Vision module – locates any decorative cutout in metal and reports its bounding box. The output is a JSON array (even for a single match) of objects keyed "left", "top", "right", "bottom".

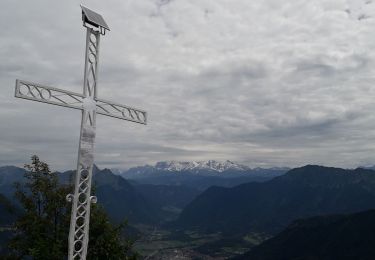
[
  {"left": 14, "top": 6, "right": 147, "bottom": 260},
  {"left": 15, "top": 80, "right": 85, "bottom": 110},
  {"left": 15, "top": 80, "right": 147, "bottom": 125}
]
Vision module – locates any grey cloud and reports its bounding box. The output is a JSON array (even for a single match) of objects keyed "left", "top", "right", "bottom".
[{"left": 1, "top": 0, "right": 375, "bottom": 170}]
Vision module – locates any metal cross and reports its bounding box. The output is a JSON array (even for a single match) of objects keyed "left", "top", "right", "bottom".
[{"left": 14, "top": 6, "right": 147, "bottom": 260}]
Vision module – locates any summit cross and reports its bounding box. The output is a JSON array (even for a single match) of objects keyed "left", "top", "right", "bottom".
[{"left": 14, "top": 6, "right": 147, "bottom": 260}]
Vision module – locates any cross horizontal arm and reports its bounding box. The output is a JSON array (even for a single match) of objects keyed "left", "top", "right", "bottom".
[
  {"left": 15, "top": 79, "right": 147, "bottom": 125},
  {"left": 95, "top": 98, "right": 147, "bottom": 125},
  {"left": 15, "top": 79, "right": 84, "bottom": 110}
]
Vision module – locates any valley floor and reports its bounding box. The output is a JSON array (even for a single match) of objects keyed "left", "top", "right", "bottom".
[{"left": 133, "top": 225, "right": 268, "bottom": 259}]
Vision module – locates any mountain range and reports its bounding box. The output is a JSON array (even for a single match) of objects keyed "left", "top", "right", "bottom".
[
  {"left": 0, "top": 164, "right": 200, "bottom": 225},
  {"left": 119, "top": 160, "right": 288, "bottom": 190},
  {"left": 2, "top": 162, "right": 375, "bottom": 258},
  {"left": 120, "top": 160, "right": 289, "bottom": 176},
  {"left": 176, "top": 165, "right": 375, "bottom": 235},
  {"left": 135, "top": 160, "right": 255, "bottom": 173}
]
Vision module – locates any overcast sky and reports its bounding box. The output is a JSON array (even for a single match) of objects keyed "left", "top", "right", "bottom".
[{"left": 1, "top": 0, "right": 375, "bottom": 170}]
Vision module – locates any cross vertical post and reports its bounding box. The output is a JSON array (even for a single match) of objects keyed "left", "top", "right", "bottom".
[
  {"left": 66, "top": 27, "right": 100, "bottom": 259},
  {"left": 13, "top": 5, "right": 147, "bottom": 260}
]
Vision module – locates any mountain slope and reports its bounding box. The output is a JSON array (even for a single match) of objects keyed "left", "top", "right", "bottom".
[
  {"left": 94, "top": 168, "right": 162, "bottom": 224},
  {"left": 0, "top": 193, "right": 18, "bottom": 226},
  {"left": 134, "top": 184, "right": 201, "bottom": 220},
  {"left": 135, "top": 184, "right": 200, "bottom": 209},
  {"left": 177, "top": 165, "right": 375, "bottom": 234},
  {"left": 0, "top": 166, "right": 26, "bottom": 198},
  {"left": 235, "top": 209, "right": 375, "bottom": 260},
  {"left": 127, "top": 173, "right": 279, "bottom": 191},
  {"left": 0, "top": 165, "right": 162, "bottom": 225},
  {"left": 61, "top": 167, "right": 162, "bottom": 225}
]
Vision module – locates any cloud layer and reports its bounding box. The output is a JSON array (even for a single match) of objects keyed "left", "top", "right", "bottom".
[{"left": 1, "top": 0, "right": 375, "bottom": 170}]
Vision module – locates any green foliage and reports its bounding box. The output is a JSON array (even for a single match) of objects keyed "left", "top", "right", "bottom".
[
  {"left": 7, "top": 155, "right": 138, "bottom": 259},
  {"left": 88, "top": 207, "right": 138, "bottom": 260},
  {"left": 9, "top": 155, "right": 69, "bottom": 259}
]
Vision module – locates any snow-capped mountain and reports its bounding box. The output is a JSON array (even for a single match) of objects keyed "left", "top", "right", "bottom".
[
  {"left": 154, "top": 160, "right": 250, "bottom": 173},
  {"left": 120, "top": 160, "right": 290, "bottom": 179},
  {"left": 110, "top": 168, "right": 123, "bottom": 175}
]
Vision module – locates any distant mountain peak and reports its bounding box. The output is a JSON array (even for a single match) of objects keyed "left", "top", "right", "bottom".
[
  {"left": 120, "top": 161, "right": 290, "bottom": 179},
  {"left": 154, "top": 160, "right": 250, "bottom": 173}
]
